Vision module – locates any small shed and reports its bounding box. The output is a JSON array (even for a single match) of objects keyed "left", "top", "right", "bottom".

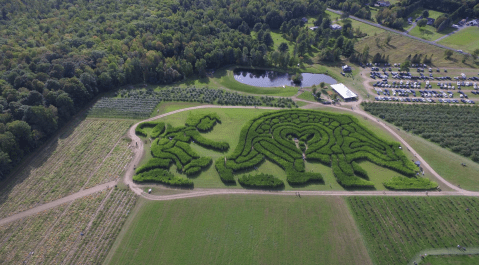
[
  {"left": 342, "top": 65, "right": 352, "bottom": 73},
  {"left": 331, "top": 24, "right": 342, "bottom": 30},
  {"left": 309, "top": 26, "right": 319, "bottom": 31}
]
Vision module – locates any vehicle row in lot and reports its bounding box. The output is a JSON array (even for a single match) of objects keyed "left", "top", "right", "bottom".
[{"left": 374, "top": 97, "right": 474, "bottom": 104}]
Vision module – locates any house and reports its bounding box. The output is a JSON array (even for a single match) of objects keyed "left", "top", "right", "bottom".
[
  {"left": 466, "top": 20, "right": 478, "bottom": 26},
  {"left": 426, "top": 18, "right": 435, "bottom": 25},
  {"left": 407, "top": 17, "right": 413, "bottom": 24},
  {"left": 458, "top": 19, "right": 466, "bottom": 25},
  {"left": 301, "top": 17, "right": 308, "bottom": 23},
  {"left": 342, "top": 65, "right": 352, "bottom": 73},
  {"left": 331, "top": 24, "right": 342, "bottom": 30},
  {"left": 331, "top": 83, "right": 358, "bottom": 101},
  {"left": 415, "top": 15, "right": 423, "bottom": 22},
  {"left": 377, "top": 1, "right": 390, "bottom": 7},
  {"left": 309, "top": 26, "right": 319, "bottom": 31}
]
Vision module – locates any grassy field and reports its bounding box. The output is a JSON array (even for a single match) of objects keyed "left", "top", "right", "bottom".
[
  {"left": 105, "top": 195, "right": 372, "bottom": 265},
  {"left": 0, "top": 189, "right": 137, "bottom": 264},
  {"left": 420, "top": 254, "right": 479, "bottom": 264},
  {"left": 355, "top": 32, "right": 477, "bottom": 68},
  {"left": 0, "top": 118, "right": 133, "bottom": 218},
  {"left": 438, "top": 27, "right": 479, "bottom": 55},
  {"left": 409, "top": 25, "right": 455, "bottom": 41},
  {"left": 348, "top": 196, "right": 479, "bottom": 265},
  {"left": 136, "top": 107, "right": 437, "bottom": 191},
  {"left": 296, "top": 91, "right": 317, "bottom": 101}
]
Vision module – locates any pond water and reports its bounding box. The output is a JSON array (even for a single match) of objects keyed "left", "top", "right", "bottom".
[{"left": 233, "top": 68, "right": 337, "bottom": 88}]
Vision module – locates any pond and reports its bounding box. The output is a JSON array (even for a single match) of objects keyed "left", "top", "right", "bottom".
[{"left": 233, "top": 68, "right": 337, "bottom": 88}]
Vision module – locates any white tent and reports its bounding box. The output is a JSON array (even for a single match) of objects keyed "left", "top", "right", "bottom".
[{"left": 330, "top": 83, "right": 358, "bottom": 101}]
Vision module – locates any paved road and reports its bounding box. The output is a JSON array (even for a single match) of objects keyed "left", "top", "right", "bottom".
[
  {"left": 326, "top": 8, "right": 466, "bottom": 54},
  {"left": 0, "top": 181, "right": 117, "bottom": 226}
]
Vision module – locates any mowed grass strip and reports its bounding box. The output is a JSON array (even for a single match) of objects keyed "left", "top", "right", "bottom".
[
  {"left": 106, "top": 195, "right": 372, "bottom": 265},
  {"left": 438, "top": 26, "right": 479, "bottom": 55},
  {"left": 420, "top": 254, "right": 479, "bottom": 264},
  {"left": 348, "top": 197, "right": 479, "bottom": 265}
]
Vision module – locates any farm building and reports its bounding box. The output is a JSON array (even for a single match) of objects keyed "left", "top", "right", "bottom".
[
  {"left": 331, "top": 83, "right": 358, "bottom": 101},
  {"left": 331, "top": 24, "right": 342, "bottom": 30}
]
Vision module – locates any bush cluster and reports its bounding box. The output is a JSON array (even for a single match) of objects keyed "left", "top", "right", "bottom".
[
  {"left": 135, "top": 158, "right": 171, "bottom": 174},
  {"left": 238, "top": 173, "right": 284, "bottom": 188},
  {"left": 383, "top": 176, "right": 438, "bottom": 190},
  {"left": 135, "top": 121, "right": 165, "bottom": 138},
  {"left": 133, "top": 169, "right": 193, "bottom": 187},
  {"left": 216, "top": 110, "right": 417, "bottom": 188}
]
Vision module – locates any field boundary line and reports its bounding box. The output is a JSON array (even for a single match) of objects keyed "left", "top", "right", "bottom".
[{"left": 408, "top": 247, "right": 479, "bottom": 264}]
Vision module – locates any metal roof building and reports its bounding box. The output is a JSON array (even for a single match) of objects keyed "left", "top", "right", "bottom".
[{"left": 330, "top": 83, "right": 358, "bottom": 101}]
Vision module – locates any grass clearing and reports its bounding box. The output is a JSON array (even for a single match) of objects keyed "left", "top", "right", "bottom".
[
  {"left": 0, "top": 119, "right": 133, "bottom": 218},
  {"left": 348, "top": 196, "right": 479, "bottom": 265},
  {"left": 438, "top": 27, "right": 479, "bottom": 55},
  {"left": 297, "top": 91, "right": 317, "bottom": 101},
  {"left": 355, "top": 31, "right": 477, "bottom": 68},
  {"left": 409, "top": 25, "right": 455, "bottom": 42},
  {"left": 106, "top": 195, "right": 372, "bottom": 265}
]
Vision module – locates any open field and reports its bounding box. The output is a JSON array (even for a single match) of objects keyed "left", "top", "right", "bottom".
[
  {"left": 355, "top": 32, "right": 477, "bottom": 68},
  {"left": 438, "top": 27, "right": 479, "bottom": 55},
  {"left": 0, "top": 119, "right": 133, "bottom": 218},
  {"left": 106, "top": 195, "right": 372, "bottom": 265},
  {"left": 348, "top": 196, "right": 479, "bottom": 265},
  {"left": 420, "top": 254, "right": 479, "bottom": 264},
  {"left": 0, "top": 189, "right": 137, "bottom": 264},
  {"left": 408, "top": 25, "right": 455, "bottom": 42},
  {"left": 296, "top": 91, "right": 317, "bottom": 101}
]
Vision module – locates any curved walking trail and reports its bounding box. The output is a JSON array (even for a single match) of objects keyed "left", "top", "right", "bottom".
[
  {"left": 409, "top": 247, "right": 479, "bottom": 265},
  {"left": 124, "top": 104, "right": 479, "bottom": 201}
]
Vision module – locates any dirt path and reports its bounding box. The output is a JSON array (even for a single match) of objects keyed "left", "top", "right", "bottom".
[{"left": 0, "top": 181, "right": 116, "bottom": 226}]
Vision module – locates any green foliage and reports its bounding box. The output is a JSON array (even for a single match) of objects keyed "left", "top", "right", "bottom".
[
  {"left": 217, "top": 110, "right": 415, "bottom": 188},
  {"left": 135, "top": 158, "right": 171, "bottom": 174},
  {"left": 383, "top": 176, "right": 438, "bottom": 190},
  {"left": 238, "top": 173, "right": 284, "bottom": 188},
  {"left": 215, "top": 157, "right": 235, "bottom": 183},
  {"left": 133, "top": 169, "right": 193, "bottom": 187},
  {"left": 135, "top": 121, "right": 165, "bottom": 138}
]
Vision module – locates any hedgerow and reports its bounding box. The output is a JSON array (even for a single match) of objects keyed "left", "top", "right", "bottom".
[
  {"left": 216, "top": 110, "right": 418, "bottom": 189},
  {"left": 135, "top": 121, "right": 165, "bottom": 138},
  {"left": 383, "top": 176, "right": 438, "bottom": 190},
  {"left": 215, "top": 157, "right": 235, "bottom": 183},
  {"left": 133, "top": 169, "right": 193, "bottom": 187},
  {"left": 135, "top": 158, "right": 171, "bottom": 174},
  {"left": 238, "top": 173, "right": 284, "bottom": 188}
]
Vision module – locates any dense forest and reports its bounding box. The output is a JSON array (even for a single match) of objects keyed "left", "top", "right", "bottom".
[{"left": 0, "top": 0, "right": 368, "bottom": 178}]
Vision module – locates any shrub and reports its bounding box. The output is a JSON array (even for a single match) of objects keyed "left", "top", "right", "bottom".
[
  {"left": 133, "top": 168, "right": 193, "bottom": 187},
  {"left": 286, "top": 170, "right": 323, "bottom": 185},
  {"left": 383, "top": 176, "right": 438, "bottom": 190},
  {"left": 238, "top": 173, "right": 284, "bottom": 188},
  {"left": 351, "top": 161, "right": 369, "bottom": 179},
  {"left": 184, "top": 157, "right": 212, "bottom": 175},
  {"left": 215, "top": 157, "right": 235, "bottom": 183},
  {"left": 136, "top": 121, "right": 165, "bottom": 137},
  {"left": 135, "top": 158, "right": 171, "bottom": 174}
]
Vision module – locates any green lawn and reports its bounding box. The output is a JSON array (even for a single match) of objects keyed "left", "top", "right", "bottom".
[
  {"left": 408, "top": 25, "right": 454, "bottom": 42},
  {"left": 420, "top": 254, "right": 479, "bottom": 265},
  {"left": 438, "top": 27, "right": 479, "bottom": 55},
  {"left": 296, "top": 91, "right": 317, "bottom": 101},
  {"left": 105, "top": 195, "right": 372, "bottom": 265}
]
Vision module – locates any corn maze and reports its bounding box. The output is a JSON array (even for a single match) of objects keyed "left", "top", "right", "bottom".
[
  {"left": 133, "top": 113, "right": 229, "bottom": 186},
  {"left": 216, "top": 110, "right": 418, "bottom": 188},
  {"left": 349, "top": 197, "right": 479, "bottom": 265}
]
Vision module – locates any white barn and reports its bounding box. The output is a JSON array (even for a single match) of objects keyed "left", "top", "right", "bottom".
[{"left": 331, "top": 83, "right": 358, "bottom": 101}]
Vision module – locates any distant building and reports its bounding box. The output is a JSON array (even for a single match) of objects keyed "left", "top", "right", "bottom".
[
  {"left": 466, "top": 20, "right": 478, "bottom": 26},
  {"left": 301, "top": 17, "right": 308, "bottom": 23},
  {"left": 342, "top": 65, "right": 352, "bottom": 73},
  {"left": 407, "top": 17, "right": 413, "bottom": 24},
  {"left": 377, "top": 1, "right": 391, "bottom": 7},
  {"left": 331, "top": 83, "right": 358, "bottom": 101},
  {"left": 415, "top": 15, "right": 423, "bottom": 22},
  {"left": 426, "top": 18, "right": 435, "bottom": 25},
  {"left": 459, "top": 19, "right": 466, "bottom": 25},
  {"left": 331, "top": 24, "right": 342, "bottom": 30},
  {"left": 309, "top": 26, "right": 319, "bottom": 30}
]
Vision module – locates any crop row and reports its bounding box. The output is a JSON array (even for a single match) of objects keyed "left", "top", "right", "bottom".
[
  {"left": 216, "top": 110, "right": 416, "bottom": 188},
  {"left": 0, "top": 120, "right": 132, "bottom": 218},
  {"left": 348, "top": 197, "right": 479, "bottom": 265}
]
